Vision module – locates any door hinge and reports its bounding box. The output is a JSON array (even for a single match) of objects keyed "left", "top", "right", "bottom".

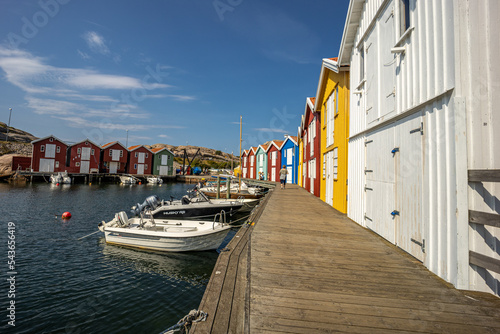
[
  {"left": 411, "top": 238, "right": 425, "bottom": 253},
  {"left": 410, "top": 122, "right": 424, "bottom": 135}
]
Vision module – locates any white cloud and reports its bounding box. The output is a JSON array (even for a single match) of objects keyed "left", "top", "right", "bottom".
[
  {"left": 158, "top": 134, "right": 170, "bottom": 138},
  {"left": 167, "top": 94, "right": 196, "bottom": 101},
  {"left": 77, "top": 49, "right": 90, "bottom": 60},
  {"left": 83, "top": 31, "right": 110, "bottom": 55},
  {"left": 254, "top": 127, "right": 289, "bottom": 134}
]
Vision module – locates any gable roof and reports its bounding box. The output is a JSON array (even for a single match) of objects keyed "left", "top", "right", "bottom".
[
  {"left": 128, "top": 145, "right": 153, "bottom": 153},
  {"left": 151, "top": 147, "right": 174, "bottom": 155},
  {"left": 256, "top": 144, "right": 269, "bottom": 153},
  {"left": 338, "top": 0, "right": 365, "bottom": 66},
  {"left": 266, "top": 140, "right": 284, "bottom": 152},
  {"left": 248, "top": 146, "right": 258, "bottom": 154},
  {"left": 101, "top": 141, "right": 128, "bottom": 150},
  {"left": 281, "top": 135, "right": 298, "bottom": 148},
  {"left": 31, "top": 135, "right": 67, "bottom": 145},
  {"left": 69, "top": 138, "right": 100, "bottom": 148},
  {"left": 241, "top": 149, "right": 249, "bottom": 157},
  {"left": 314, "top": 57, "right": 340, "bottom": 111}
]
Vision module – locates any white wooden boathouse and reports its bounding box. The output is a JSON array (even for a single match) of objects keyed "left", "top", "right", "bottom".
[{"left": 340, "top": 0, "right": 499, "bottom": 296}]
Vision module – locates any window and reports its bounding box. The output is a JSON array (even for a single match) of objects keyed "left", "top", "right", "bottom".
[
  {"left": 145, "top": 153, "right": 148, "bottom": 158},
  {"left": 145, "top": 164, "right": 148, "bottom": 169},
  {"left": 400, "top": 0, "right": 410, "bottom": 34},
  {"left": 135, "top": 152, "right": 138, "bottom": 158},
  {"left": 91, "top": 149, "right": 95, "bottom": 156},
  {"left": 76, "top": 162, "right": 80, "bottom": 167},
  {"left": 109, "top": 149, "right": 113, "bottom": 157},
  {"left": 326, "top": 92, "right": 335, "bottom": 147},
  {"left": 333, "top": 147, "right": 338, "bottom": 180},
  {"left": 55, "top": 161, "right": 59, "bottom": 168},
  {"left": 49, "top": 137, "right": 54, "bottom": 142},
  {"left": 335, "top": 86, "right": 339, "bottom": 115},
  {"left": 134, "top": 164, "right": 137, "bottom": 170},
  {"left": 323, "top": 154, "right": 326, "bottom": 179},
  {"left": 77, "top": 148, "right": 81, "bottom": 154},
  {"left": 119, "top": 150, "right": 123, "bottom": 157},
  {"left": 41, "top": 145, "right": 45, "bottom": 152},
  {"left": 117, "top": 162, "right": 121, "bottom": 168},
  {"left": 56, "top": 146, "right": 60, "bottom": 153},
  {"left": 359, "top": 46, "right": 364, "bottom": 81}
]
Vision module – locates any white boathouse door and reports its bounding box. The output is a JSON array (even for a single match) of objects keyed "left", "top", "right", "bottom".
[
  {"left": 109, "top": 162, "right": 118, "bottom": 173},
  {"left": 80, "top": 147, "right": 91, "bottom": 173}
]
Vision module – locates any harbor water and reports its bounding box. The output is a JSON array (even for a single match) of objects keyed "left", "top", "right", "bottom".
[{"left": 0, "top": 182, "right": 232, "bottom": 333}]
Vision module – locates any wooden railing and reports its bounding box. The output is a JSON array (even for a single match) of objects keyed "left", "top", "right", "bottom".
[{"left": 468, "top": 169, "right": 500, "bottom": 274}]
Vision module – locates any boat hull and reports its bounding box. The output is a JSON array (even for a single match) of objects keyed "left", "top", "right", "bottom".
[
  {"left": 104, "top": 224, "right": 231, "bottom": 252},
  {"left": 151, "top": 202, "right": 245, "bottom": 220}
]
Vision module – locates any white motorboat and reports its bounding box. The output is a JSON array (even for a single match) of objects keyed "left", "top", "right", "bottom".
[
  {"left": 147, "top": 176, "right": 163, "bottom": 184},
  {"left": 119, "top": 175, "right": 137, "bottom": 184},
  {"left": 98, "top": 211, "right": 232, "bottom": 252},
  {"left": 50, "top": 171, "right": 71, "bottom": 184}
]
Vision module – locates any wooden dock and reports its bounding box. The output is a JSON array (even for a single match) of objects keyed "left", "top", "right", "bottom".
[{"left": 191, "top": 184, "right": 500, "bottom": 333}]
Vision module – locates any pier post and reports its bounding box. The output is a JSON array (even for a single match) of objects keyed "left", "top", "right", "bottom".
[
  {"left": 216, "top": 176, "right": 221, "bottom": 199},
  {"left": 226, "top": 178, "right": 231, "bottom": 199}
]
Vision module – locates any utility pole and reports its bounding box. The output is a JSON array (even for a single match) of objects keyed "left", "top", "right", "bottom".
[{"left": 6, "top": 108, "right": 12, "bottom": 142}]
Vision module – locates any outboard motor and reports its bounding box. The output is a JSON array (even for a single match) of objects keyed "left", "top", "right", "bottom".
[
  {"left": 130, "top": 195, "right": 161, "bottom": 216},
  {"left": 181, "top": 195, "right": 191, "bottom": 205}
]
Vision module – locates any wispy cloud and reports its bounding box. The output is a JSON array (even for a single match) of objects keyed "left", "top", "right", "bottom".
[
  {"left": 83, "top": 31, "right": 109, "bottom": 55},
  {"left": 254, "top": 127, "right": 289, "bottom": 134},
  {"left": 77, "top": 49, "right": 90, "bottom": 60},
  {"left": 167, "top": 94, "right": 196, "bottom": 101}
]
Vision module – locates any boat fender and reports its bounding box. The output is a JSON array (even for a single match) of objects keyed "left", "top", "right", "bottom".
[{"left": 62, "top": 212, "right": 72, "bottom": 219}]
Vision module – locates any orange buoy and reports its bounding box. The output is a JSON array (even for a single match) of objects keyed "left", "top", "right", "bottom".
[
  {"left": 139, "top": 181, "right": 142, "bottom": 185},
  {"left": 56, "top": 183, "right": 60, "bottom": 186},
  {"left": 62, "top": 212, "right": 72, "bottom": 219}
]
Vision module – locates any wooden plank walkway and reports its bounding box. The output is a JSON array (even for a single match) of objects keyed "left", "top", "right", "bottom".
[{"left": 192, "top": 184, "right": 500, "bottom": 333}]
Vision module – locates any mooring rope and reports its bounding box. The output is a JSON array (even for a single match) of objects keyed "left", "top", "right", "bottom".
[{"left": 159, "top": 309, "right": 207, "bottom": 334}]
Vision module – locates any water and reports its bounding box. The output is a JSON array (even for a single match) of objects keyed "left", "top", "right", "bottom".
[{"left": 0, "top": 182, "right": 232, "bottom": 334}]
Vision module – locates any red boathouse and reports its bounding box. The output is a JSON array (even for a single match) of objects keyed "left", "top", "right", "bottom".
[
  {"left": 127, "top": 145, "right": 153, "bottom": 175},
  {"left": 100, "top": 141, "right": 128, "bottom": 174},
  {"left": 67, "top": 139, "right": 101, "bottom": 173},
  {"left": 31, "top": 135, "right": 68, "bottom": 172}
]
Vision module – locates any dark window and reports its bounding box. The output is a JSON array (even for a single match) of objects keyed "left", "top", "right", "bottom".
[
  {"left": 359, "top": 47, "right": 365, "bottom": 81},
  {"left": 400, "top": 0, "right": 410, "bottom": 34}
]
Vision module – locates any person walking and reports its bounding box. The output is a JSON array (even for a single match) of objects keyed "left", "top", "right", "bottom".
[{"left": 279, "top": 165, "right": 288, "bottom": 189}]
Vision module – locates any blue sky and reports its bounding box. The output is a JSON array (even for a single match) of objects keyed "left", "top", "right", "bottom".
[{"left": 0, "top": 0, "right": 349, "bottom": 154}]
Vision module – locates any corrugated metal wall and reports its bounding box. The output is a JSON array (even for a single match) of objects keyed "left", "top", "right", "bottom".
[{"left": 455, "top": 0, "right": 500, "bottom": 296}]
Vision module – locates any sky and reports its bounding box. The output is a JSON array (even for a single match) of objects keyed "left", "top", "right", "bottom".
[{"left": 0, "top": 0, "right": 350, "bottom": 154}]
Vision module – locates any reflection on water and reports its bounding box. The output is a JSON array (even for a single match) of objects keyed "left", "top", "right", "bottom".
[
  {"left": 100, "top": 238, "right": 218, "bottom": 286},
  {"left": 0, "top": 182, "right": 226, "bottom": 334}
]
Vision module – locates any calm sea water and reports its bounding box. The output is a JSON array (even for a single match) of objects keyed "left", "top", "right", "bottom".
[{"left": 0, "top": 181, "right": 232, "bottom": 334}]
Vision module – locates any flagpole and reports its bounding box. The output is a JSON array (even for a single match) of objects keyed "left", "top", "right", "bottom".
[{"left": 239, "top": 115, "right": 242, "bottom": 192}]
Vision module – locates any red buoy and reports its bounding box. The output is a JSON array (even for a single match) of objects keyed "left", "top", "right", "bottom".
[{"left": 62, "top": 212, "right": 72, "bottom": 219}]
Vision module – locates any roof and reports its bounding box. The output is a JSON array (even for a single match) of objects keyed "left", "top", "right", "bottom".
[
  {"left": 69, "top": 138, "right": 100, "bottom": 148},
  {"left": 241, "top": 149, "right": 249, "bottom": 156},
  {"left": 281, "top": 135, "right": 298, "bottom": 147},
  {"left": 101, "top": 141, "right": 127, "bottom": 150},
  {"left": 266, "top": 140, "right": 284, "bottom": 152},
  {"left": 257, "top": 144, "right": 269, "bottom": 153},
  {"left": 31, "top": 135, "right": 67, "bottom": 145},
  {"left": 249, "top": 146, "right": 258, "bottom": 154},
  {"left": 151, "top": 147, "right": 174, "bottom": 155},
  {"left": 338, "top": 0, "right": 365, "bottom": 66},
  {"left": 128, "top": 145, "right": 153, "bottom": 153},
  {"left": 314, "top": 57, "right": 341, "bottom": 111}
]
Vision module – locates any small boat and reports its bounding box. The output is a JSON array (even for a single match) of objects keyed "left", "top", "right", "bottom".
[
  {"left": 130, "top": 191, "right": 259, "bottom": 220},
  {"left": 147, "top": 176, "right": 163, "bottom": 184},
  {"left": 50, "top": 171, "right": 71, "bottom": 184},
  {"left": 119, "top": 175, "right": 137, "bottom": 184},
  {"left": 98, "top": 211, "right": 231, "bottom": 252}
]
